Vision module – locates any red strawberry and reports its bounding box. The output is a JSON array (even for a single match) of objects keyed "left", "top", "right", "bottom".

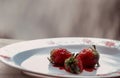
[
  {"left": 64, "top": 54, "right": 83, "bottom": 74},
  {"left": 76, "top": 45, "right": 100, "bottom": 68},
  {"left": 48, "top": 48, "right": 72, "bottom": 66}
]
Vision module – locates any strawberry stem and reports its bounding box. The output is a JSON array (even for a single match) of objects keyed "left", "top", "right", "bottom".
[
  {"left": 47, "top": 57, "right": 54, "bottom": 64},
  {"left": 92, "top": 45, "right": 96, "bottom": 50},
  {"left": 92, "top": 45, "right": 100, "bottom": 67}
]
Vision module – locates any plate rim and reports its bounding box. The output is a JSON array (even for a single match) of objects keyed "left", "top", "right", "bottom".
[{"left": 0, "top": 37, "right": 120, "bottom": 77}]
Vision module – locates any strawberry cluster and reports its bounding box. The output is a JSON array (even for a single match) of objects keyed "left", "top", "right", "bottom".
[{"left": 48, "top": 45, "right": 100, "bottom": 74}]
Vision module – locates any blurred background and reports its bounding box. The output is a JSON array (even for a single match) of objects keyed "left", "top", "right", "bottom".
[{"left": 0, "top": 0, "right": 120, "bottom": 40}]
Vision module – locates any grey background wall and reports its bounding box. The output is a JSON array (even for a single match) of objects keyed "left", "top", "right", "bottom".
[{"left": 0, "top": 0, "right": 120, "bottom": 40}]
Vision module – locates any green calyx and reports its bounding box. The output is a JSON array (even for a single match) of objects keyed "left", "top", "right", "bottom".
[
  {"left": 91, "top": 45, "right": 100, "bottom": 67},
  {"left": 65, "top": 55, "right": 81, "bottom": 74}
]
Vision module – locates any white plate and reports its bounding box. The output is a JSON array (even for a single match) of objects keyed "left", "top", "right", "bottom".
[{"left": 0, "top": 37, "right": 120, "bottom": 78}]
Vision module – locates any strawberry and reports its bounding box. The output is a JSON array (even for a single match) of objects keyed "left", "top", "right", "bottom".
[
  {"left": 48, "top": 48, "right": 72, "bottom": 66},
  {"left": 64, "top": 54, "right": 83, "bottom": 74},
  {"left": 76, "top": 45, "right": 100, "bottom": 68}
]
